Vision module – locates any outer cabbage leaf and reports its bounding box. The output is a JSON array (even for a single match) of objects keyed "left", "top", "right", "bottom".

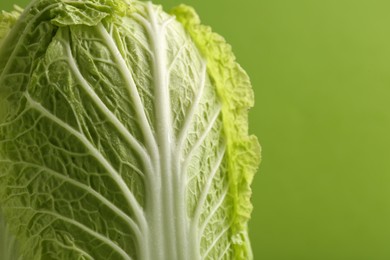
[{"left": 0, "top": 0, "right": 260, "bottom": 259}]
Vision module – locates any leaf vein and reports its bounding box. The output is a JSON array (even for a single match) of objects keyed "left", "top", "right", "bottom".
[
  {"left": 39, "top": 210, "right": 132, "bottom": 260},
  {"left": 202, "top": 225, "right": 230, "bottom": 259},
  {"left": 191, "top": 144, "right": 226, "bottom": 229},
  {"left": 63, "top": 28, "right": 153, "bottom": 178},
  {"left": 0, "top": 159, "right": 142, "bottom": 240},
  {"left": 199, "top": 185, "right": 229, "bottom": 244},
  {"left": 96, "top": 24, "right": 159, "bottom": 167},
  {"left": 24, "top": 93, "right": 146, "bottom": 230}
]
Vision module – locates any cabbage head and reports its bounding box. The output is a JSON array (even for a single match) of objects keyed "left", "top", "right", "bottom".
[{"left": 0, "top": 0, "right": 260, "bottom": 259}]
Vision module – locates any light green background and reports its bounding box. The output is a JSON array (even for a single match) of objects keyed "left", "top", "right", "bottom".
[{"left": 3, "top": 0, "right": 390, "bottom": 259}]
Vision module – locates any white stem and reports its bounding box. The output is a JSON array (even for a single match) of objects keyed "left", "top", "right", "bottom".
[{"left": 146, "top": 3, "right": 178, "bottom": 259}]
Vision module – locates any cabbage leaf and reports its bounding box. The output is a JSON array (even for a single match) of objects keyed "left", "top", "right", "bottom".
[{"left": 0, "top": 0, "right": 260, "bottom": 259}]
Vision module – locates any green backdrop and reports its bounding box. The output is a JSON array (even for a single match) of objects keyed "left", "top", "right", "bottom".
[{"left": 2, "top": 0, "right": 390, "bottom": 259}]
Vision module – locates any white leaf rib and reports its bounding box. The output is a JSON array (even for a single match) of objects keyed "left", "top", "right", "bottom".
[
  {"left": 176, "top": 62, "right": 207, "bottom": 151},
  {"left": 199, "top": 185, "right": 229, "bottom": 244},
  {"left": 217, "top": 242, "right": 231, "bottom": 260},
  {"left": 0, "top": 159, "right": 142, "bottom": 240},
  {"left": 112, "top": 52, "right": 153, "bottom": 99},
  {"left": 120, "top": 25, "right": 153, "bottom": 57},
  {"left": 46, "top": 147, "right": 89, "bottom": 158},
  {"left": 191, "top": 145, "right": 226, "bottom": 229},
  {"left": 62, "top": 31, "right": 153, "bottom": 178},
  {"left": 132, "top": 14, "right": 153, "bottom": 36},
  {"left": 23, "top": 94, "right": 147, "bottom": 230},
  {"left": 202, "top": 225, "right": 231, "bottom": 259},
  {"left": 50, "top": 240, "right": 95, "bottom": 260},
  {"left": 95, "top": 23, "right": 159, "bottom": 166},
  {"left": 38, "top": 210, "right": 132, "bottom": 260},
  {"left": 167, "top": 42, "right": 188, "bottom": 73},
  {"left": 120, "top": 161, "right": 145, "bottom": 178},
  {"left": 182, "top": 106, "right": 222, "bottom": 176},
  {"left": 145, "top": 3, "right": 177, "bottom": 259},
  {"left": 161, "top": 17, "right": 175, "bottom": 29}
]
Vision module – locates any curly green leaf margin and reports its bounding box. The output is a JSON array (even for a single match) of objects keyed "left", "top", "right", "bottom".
[{"left": 171, "top": 5, "right": 262, "bottom": 260}]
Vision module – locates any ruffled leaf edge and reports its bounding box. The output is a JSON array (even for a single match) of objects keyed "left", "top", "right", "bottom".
[{"left": 171, "top": 5, "right": 261, "bottom": 260}]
